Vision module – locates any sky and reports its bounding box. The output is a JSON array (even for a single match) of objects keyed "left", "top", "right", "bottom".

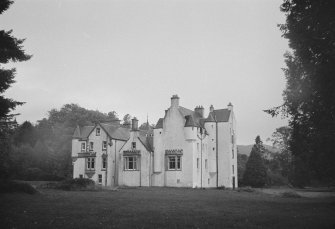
[{"left": 1, "top": 0, "right": 289, "bottom": 145}]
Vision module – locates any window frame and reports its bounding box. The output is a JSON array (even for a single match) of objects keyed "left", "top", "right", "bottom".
[
  {"left": 89, "top": 142, "right": 94, "bottom": 151},
  {"left": 102, "top": 141, "right": 107, "bottom": 150},
  {"left": 131, "top": 142, "right": 136, "bottom": 150},
  {"left": 102, "top": 157, "right": 107, "bottom": 170},
  {"left": 86, "top": 157, "right": 95, "bottom": 170},
  {"left": 124, "top": 156, "right": 138, "bottom": 171},
  {"left": 81, "top": 142, "right": 86, "bottom": 151},
  {"left": 167, "top": 155, "right": 182, "bottom": 171}
]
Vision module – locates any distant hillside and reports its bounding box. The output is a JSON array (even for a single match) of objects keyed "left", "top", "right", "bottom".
[{"left": 237, "top": 144, "right": 279, "bottom": 156}]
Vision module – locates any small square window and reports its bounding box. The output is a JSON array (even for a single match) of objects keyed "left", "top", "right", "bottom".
[{"left": 96, "top": 128, "right": 101, "bottom": 136}]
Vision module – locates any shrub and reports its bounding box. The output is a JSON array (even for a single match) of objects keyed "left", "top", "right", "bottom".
[
  {"left": 0, "top": 180, "right": 38, "bottom": 194},
  {"left": 56, "top": 178, "right": 95, "bottom": 191}
]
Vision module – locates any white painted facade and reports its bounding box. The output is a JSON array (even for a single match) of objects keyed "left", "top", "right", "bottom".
[{"left": 72, "top": 95, "right": 237, "bottom": 188}]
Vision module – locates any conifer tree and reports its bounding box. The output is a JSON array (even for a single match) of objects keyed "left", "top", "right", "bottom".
[
  {"left": 0, "top": 0, "right": 31, "bottom": 179},
  {"left": 243, "top": 136, "right": 267, "bottom": 187}
]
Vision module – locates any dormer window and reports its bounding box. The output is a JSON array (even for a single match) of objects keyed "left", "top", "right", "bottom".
[
  {"left": 96, "top": 128, "right": 101, "bottom": 136},
  {"left": 132, "top": 142, "right": 136, "bottom": 150}
]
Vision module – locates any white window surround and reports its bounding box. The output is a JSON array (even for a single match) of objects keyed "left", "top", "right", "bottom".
[
  {"left": 167, "top": 155, "right": 181, "bottom": 170},
  {"left": 124, "top": 156, "right": 138, "bottom": 170},
  {"left": 86, "top": 157, "right": 95, "bottom": 170}
]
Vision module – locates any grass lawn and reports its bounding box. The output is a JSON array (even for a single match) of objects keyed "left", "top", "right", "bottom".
[{"left": 1, "top": 186, "right": 335, "bottom": 229}]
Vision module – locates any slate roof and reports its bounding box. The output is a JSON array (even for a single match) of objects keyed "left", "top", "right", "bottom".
[
  {"left": 138, "top": 129, "right": 154, "bottom": 152},
  {"left": 211, "top": 109, "right": 231, "bottom": 122},
  {"left": 73, "top": 125, "right": 95, "bottom": 140},
  {"left": 155, "top": 118, "right": 164, "bottom": 129},
  {"left": 72, "top": 123, "right": 130, "bottom": 141}
]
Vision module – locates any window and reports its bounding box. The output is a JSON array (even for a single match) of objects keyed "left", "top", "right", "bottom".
[
  {"left": 213, "top": 147, "right": 215, "bottom": 151},
  {"left": 98, "top": 174, "right": 102, "bottom": 184},
  {"left": 232, "top": 165, "right": 234, "bottom": 174},
  {"left": 87, "top": 157, "right": 95, "bottom": 170},
  {"left": 102, "top": 141, "right": 107, "bottom": 150},
  {"left": 79, "top": 174, "right": 83, "bottom": 179},
  {"left": 205, "top": 159, "right": 208, "bottom": 169},
  {"left": 231, "top": 134, "right": 234, "bottom": 144},
  {"left": 81, "top": 142, "right": 86, "bottom": 151},
  {"left": 232, "top": 149, "right": 234, "bottom": 159},
  {"left": 132, "top": 142, "right": 136, "bottom": 150},
  {"left": 197, "top": 158, "right": 199, "bottom": 169},
  {"left": 197, "top": 143, "right": 199, "bottom": 152},
  {"left": 168, "top": 156, "right": 181, "bottom": 170},
  {"left": 96, "top": 128, "right": 100, "bottom": 136},
  {"left": 211, "top": 124, "right": 213, "bottom": 128},
  {"left": 124, "top": 156, "right": 137, "bottom": 170},
  {"left": 208, "top": 178, "right": 210, "bottom": 184},
  {"left": 102, "top": 157, "right": 107, "bottom": 170},
  {"left": 89, "top": 142, "right": 94, "bottom": 151}
]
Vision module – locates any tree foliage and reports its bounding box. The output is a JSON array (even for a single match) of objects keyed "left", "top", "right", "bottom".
[
  {"left": 265, "top": 0, "right": 335, "bottom": 186},
  {"left": 0, "top": 0, "right": 31, "bottom": 180},
  {"left": 8, "top": 104, "right": 120, "bottom": 180},
  {"left": 243, "top": 136, "right": 268, "bottom": 187}
]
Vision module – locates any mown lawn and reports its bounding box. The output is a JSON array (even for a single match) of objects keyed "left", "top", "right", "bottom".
[{"left": 1, "top": 187, "right": 335, "bottom": 228}]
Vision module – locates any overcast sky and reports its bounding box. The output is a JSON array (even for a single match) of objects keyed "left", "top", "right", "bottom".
[{"left": 1, "top": 0, "right": 289, "bottom": 145}]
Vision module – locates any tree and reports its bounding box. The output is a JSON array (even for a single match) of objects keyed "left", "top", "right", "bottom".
[
  {"left": 243, "top": 136, "right": 267, "bottom": 187},
  {"left": 0, "top": 0, "right": 31, "bottom": 180},
  {"left": 122, "top": 114, "right": 132, "bottom": 125},
  {"left": 265, "top": 1, "right": 335, "bottom": 185}
]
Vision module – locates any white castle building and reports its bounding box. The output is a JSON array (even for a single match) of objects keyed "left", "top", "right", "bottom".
[{"left": 72, "top": 95, "right": 237, "bottom": 188}]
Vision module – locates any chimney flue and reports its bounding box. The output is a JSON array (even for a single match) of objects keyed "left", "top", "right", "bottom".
[
  {"left": 132, "top": 117, "right": 138, "bottom": 131},
  {"left": 171, "top": 94, "right": 180, "bottom": 107}
]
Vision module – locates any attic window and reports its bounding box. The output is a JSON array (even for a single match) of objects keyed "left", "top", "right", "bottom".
[
  {"left": 96, "top": 128, "right": 101, "bottom": 136},
  {"left": 132, "top": 142, "right": 136, "bottom": 150}
]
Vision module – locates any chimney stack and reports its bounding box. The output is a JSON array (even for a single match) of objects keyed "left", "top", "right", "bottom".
[
  {"left": 131, "top": 117, "right": 138, "bottom": 131},
  {"left": 227, "top": 102, "right": 233, "bottom": 111},
  {"left": 171, "top": 94, "right": 180, "bottom": 107},
  {"left": 194, "top": 105, "right": 204, "bottom": 118},
  {"left": 210, "top": 105, "right": 214, "bottom": 113}
]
